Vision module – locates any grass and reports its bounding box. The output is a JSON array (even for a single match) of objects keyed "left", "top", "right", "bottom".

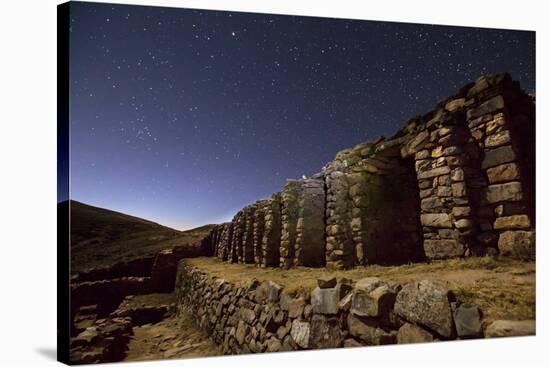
[
  {"left": 68, "top": 200, "right": 214, "bottom": 273},
  {"left": 184, "top": 256, "right": 535, "bottom": 324}
]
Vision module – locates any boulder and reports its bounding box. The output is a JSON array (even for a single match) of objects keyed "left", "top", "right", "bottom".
[
  {"left": 290, "top": 319, "right": 311, "bottom": 349},
  {"left": 498, "top": 230, "right": 535, "bottom": 260},
  {"left": 486, "top": 163, "right": 520, "bottom": 184},
  {"left": 420, "top": 214, "right": 453, "bottom": 228},
  {"left": 485, "top": 320, "right": 535, "bottom": 338},
  {"left": 394, "top": 280, "right": 455, "bottom": 338},
  {"left": 317, "top": 276, "right": 337, "bottom": 289},
  {"left": 396, "top": 323, "right": 434, "bottom": 344},
  {"left": 486, "top": 182, "right": 523, "bottom": 204},
  {"left": 424, "top": 239, "right": 464, "bottom": 260},
  {"left": 311, "top": 287, "right": 339, "bottom": 315},
  {"left": 453, "top": 304, "right": 482, "bottom": 338},
  {"left": 351, "top": 277, "right": 396, "bottom": 317},
  {"left": 347, "top": 313, "right": 395, "bottom": 345},
  {"left": 481, "top": 145, "right": 516, "bottom": 169},
  {"left": 309, "top": 315, "right": 343, "bottom": 349}
]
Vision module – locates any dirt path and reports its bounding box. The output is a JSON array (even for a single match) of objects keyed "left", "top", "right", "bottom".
[{"left": 124, "top": 314, "right": 219, "bottom": 361}]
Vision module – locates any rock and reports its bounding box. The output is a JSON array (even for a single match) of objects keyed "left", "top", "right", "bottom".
[
  {"left": 451, "top": 182, "right": 466, "bottom": 197},
  {"left": 351, "top": 277, "right": 396, "bottom": 317},
  {"left": 420, "top": 214, "right": 453, "bottom": 228},
  {"left": 343, "top": 338, "right": 364, "bottom": 348},
  {"left": 498, "top": 230, "right": 535, "bottom": 260},
  {"left": 445, "top": 98, "right": 465, "bottom": 112},
  {"left": 421, "top": 197, "right": 443, "bottom": 211},
  {"left": 268, "top": 281, "right": 283, "bottom": 302},
  {"left": 452, "top": 206, "right": 471, "bottom": 218},
  {"left": 417, "top": 166, "right": 451, "bottom": 180},
  {"left": 235, "top": 320, "right": 250, "bottom": 345},
  {"left": 481, "top": 145, "right": 516, "bottom": 169},
  {"left": 347, "top": 313, "right": 395, "bottom": 345},
  {"left": 485, "top": 130, "right": 511, "bottom": 148},
  {"left": 266, "top": 337, "right": 282, "bottom": 352},
  {"left": 397, "top": 323, "right": 434, "bottom": 344},
  {"left": 286, "top": 297, "right": 306, "bottom": 319},
  {"left": 486, "top": 163, "right": 520, "bottom": 183},
  {"left": 486, "top": 182, "right": 523, "bottom": 203},
  {"left": 454, "top": 219, "right": 472, "bottom": 230},
  {"left": 290, "top": 319, "right": 310, "bottom": 349},
  {"left": 494, "top": 215, "right": 531, "bottom": 230},
  {"left": 485, "top": 320, "right": 535, "bottom": 338},
  {"left": 467, "top": 77, "right": 489, "bottom": 98},
  {"left": 311, "top": 287, "right": 339, "bottom": 315},
  {"left": 453, "top": 304, "right": 482, "bottom": 338},
  {"left": 467, "top": 95, "right": 504, "bottom": 120},
  {"left": 240, "top": 308, "right": 257, "bottom": 324},
  {"left": 394, "top": 280, "right": 455, "bottom": 338},
  {"left": 424, "top": 239, "right": 464, "bottom": 260},
  {"left": 317, "top": 276, "right": 337, "bottom": 289},
  {"left": 309, "top": 315, "right": 343, "bottom": 349},
  {"left": 338, "top": 292, "right": 352, "bottom": 311}
]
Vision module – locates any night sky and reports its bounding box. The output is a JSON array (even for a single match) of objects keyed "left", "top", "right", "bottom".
[{"left": 68, "top": 1, "right": 535, "bottom": 230}]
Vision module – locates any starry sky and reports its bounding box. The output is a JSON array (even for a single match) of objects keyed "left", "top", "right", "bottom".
[{"left": 67, "top": 1, "right": 535, "bottom": 230}]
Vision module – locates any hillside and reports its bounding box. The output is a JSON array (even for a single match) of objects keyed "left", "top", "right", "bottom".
[{"left": 64, "top": 200, "right": 215, "bottom": 273}]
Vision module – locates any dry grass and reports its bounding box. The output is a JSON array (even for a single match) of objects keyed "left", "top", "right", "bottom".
[{"left": 184, "top": 256, "right": 535, "bottom": 324}]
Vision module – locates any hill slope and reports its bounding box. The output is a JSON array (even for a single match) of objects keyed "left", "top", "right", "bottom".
[{"left": 64, "top": 200, "right": 214, "bottom": 273}]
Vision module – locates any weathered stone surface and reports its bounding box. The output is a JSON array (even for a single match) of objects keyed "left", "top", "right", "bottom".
[
  {"left": 420, "top": 214, "right": 453, "bottom": 228},
  {"left": 485, "top": 320, "right": 535, "bottom": 338},
  {"left": 290, "top": 319, "right": 310, "bottom": 349},
  {"left": 267, "top": 281, "right": 282, "bottom": 302},
  {"left": 486, "top": 182, "right": 523, "bottom": 203},
  {"left": 481, "top": 145, "right": 516, "bottom": 169},
  {"left": 317, "top": 276, "right": 337, "bottom": 289},
  {"left": 351, "top": 278, "right": 396, "bottom": 317},
  {"left": 347, "top": 314, "right": 395, "bottom": 345},
  {"left": 453, "top": 304, "right": 482, "bottom": 338},
  {"left": 417, "top": 166, "right": 451, "bottom": 180},
  {"left": 486, "top": 162, "right": 520, "bottom": 184},
  {"left": 494, "top": 215, "right": 531, "bottom": 230},
  {"left": 394, "top": 280, "right": 455, "bottom": 338},
  {"left": 467, "top": 95, "right": 504, "bottom": 120},
  {"left": 397, "top": 323, "right": 434, "bottom": 344},
  {"left": 343, "top": 338, "right": 364, "bottom": 348},
  {"left": 485, "top": 130, "right": 511, "bottom": 148},
  {"left": 311, "top": 287, "right": 339, "bottom": 315},
  {"left": 498, "top": 230, "right": 535, "bottom": 260},
  {"left": 309, "top": 315, "right": 343, "bottom": 349},
  {"left": 266, "top": 337, "right": 282, "bottom": 352},
  {"left": 424, "top": 239, "right": 464, "bottom": 260}
]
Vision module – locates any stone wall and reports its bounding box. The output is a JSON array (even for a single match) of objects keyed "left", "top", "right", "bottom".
[
  {"left": 206, "top": 74, "right": 535, "bottom": 269},
  {"left": 175, "top": 262, "right": 531, "bottom": 355}
]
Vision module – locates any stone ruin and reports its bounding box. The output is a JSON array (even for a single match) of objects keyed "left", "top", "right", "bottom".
[{"left": 206, "top": 73, "right": 535, "bottom": 269}]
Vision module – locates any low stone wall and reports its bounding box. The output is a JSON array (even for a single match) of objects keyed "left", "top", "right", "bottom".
[{"left": 175, "top": 262, "right": 532, "bottom": 355}]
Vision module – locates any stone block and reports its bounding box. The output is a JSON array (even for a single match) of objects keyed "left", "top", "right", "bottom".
[
  {"left": 494, "top": 215, "right": 531, "bottom": 230},
  {"left": 486, "top": 182, "right": 523, "bottom": 203},
  {"left": 424, "top": 239, "right": 464, "bottom": 260},
  {"left": 397, "top": 323, "right": 434, "bottom": 344},
  {"left": 486, "top": 163, "right": 520, "bottom": 184},
  {"left": 485, "top": 130, "right": 511, "bottom": 148},
  {"left": 311, "top": 287, "right": 339, "bottom": 315},
  {"left": 394, "top": 280, "right": 455, "bottom": 338},
  {"left": 351, "top": 277, "right": 396, "bottom": 317},
  {"left": 453, "top": 304, "right": 482, "bottom": 338},
  {"left": 481, "top": 145, "right": 516, "bottom": 169},
  {"left": 420, "top": 213, "right": 452, "bottom": 228},
  {"left": 467, "top": 95, "right": 504, "bottom": 120},
  {"left": 498, "top": 230, "right": 535, "bottom": 260},
  {"left": 485, "top": 320, "right": 535, "bottom": 338},
  {"left": 290, "top": 319, "right": 310, "bottom": 349}
]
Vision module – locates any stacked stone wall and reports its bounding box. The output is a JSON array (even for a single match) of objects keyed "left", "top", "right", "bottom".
[
  {"left": 175, "top": 262, "right": 525, "bottom": 355},
  {"left": 207, "top": 74, "right": 534, "bottom": 269}
]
